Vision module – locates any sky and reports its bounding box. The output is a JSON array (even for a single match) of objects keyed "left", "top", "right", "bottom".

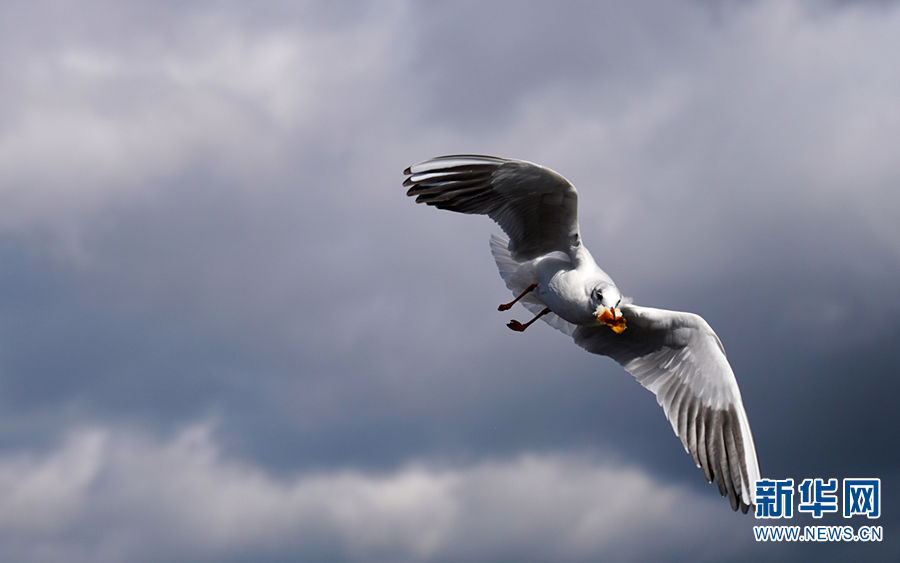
[{"left": 1, "top": 0, "right": 898, "bottom": 561}]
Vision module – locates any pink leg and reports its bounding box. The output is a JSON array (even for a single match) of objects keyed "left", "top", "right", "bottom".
[
  {"left": 507, "top": 307, "right": 551, "bottom": 332},
  {"left": 498, "top": 283, "right": 538, "bottom": 311}
]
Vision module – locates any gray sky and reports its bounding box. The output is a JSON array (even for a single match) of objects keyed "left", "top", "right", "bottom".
[{"left": 0, "top": 1, "right": 898, "bottom": 561}]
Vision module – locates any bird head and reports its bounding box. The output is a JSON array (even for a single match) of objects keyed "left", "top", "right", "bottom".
[{"left": 590, "top": 283, "right": 627, "bottom": 334}]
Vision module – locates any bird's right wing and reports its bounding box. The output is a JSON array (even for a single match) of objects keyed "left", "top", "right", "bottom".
[
  {"left": 572, "top": 304, "right": 760, "bottom": 513},
  {"left": 404, "top": 155, "right": 581, "bottom": 261}
]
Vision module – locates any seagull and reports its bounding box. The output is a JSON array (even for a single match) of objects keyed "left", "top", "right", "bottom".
[{"left": 403, "top": 155, "right": 760, "bottom": 513}]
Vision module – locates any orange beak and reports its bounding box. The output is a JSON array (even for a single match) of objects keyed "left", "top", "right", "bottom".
[{"left": 597, "top": 307, "right": 627, "bottom": 334}]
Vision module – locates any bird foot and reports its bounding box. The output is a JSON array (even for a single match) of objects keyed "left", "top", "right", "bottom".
[
  {"left": 497, "top": 283, "right": 537, "bottom": 312},
  {"left": 506, "top": 320, "right": 527, "bottom": 332}
]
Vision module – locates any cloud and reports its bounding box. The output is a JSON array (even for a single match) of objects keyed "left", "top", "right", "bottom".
[
  {"left": 0, "top": 1, "right": 898, "bottom": 561},
  {"left": 0, "top": 1, "right": 408, "bottom": 241},
  {"left": 403, "top": 0, "right": 900, "bottom": 280},
  {"left": 0, "top": 421, "right": 748, "bottom": 562}
]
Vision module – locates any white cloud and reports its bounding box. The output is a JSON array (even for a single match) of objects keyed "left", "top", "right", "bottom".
[
  {"left": 0, "top": 430, "right": 104, "bottom": 534},
  {"left": 0, "top": 422, "right": 745, "bottom": 562},
  {"left": 0, "top": 3, "right": 407, "bottom": 239}
]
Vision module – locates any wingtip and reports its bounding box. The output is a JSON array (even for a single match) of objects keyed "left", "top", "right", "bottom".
[
  {"left": 402, "top": 166, "right": 412, "bottom": 175},
  {"left": 729, "top": 491, "right": 739, "bottom": 511}
]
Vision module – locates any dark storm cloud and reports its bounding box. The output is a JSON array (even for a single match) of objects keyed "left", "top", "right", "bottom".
[{"left": 0, "top": 0, "right": 898, "bottom": 561}]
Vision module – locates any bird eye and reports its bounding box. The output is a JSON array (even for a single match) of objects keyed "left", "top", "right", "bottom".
[{"left": 593, "top": 289, "right": 602, "bottom": 301}]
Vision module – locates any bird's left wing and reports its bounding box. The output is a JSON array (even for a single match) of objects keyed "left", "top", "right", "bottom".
[{"left": 572, "top": 304, "right": 760, "bottom": 512}]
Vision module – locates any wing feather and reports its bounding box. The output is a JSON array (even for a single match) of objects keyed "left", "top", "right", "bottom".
[
  {"left": 404, "top": 155, "right": 581, "bottom": 261},
  {"left": 573, "top": 304, "right": 760, "bottom": 512}
]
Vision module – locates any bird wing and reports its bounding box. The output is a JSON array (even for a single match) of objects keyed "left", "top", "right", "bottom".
[
  {"left": 404, "top": 155, "right": 581, "bottom": 261},
  {"left": 572, "top": 304, "right": 760, "bottom": 512}
]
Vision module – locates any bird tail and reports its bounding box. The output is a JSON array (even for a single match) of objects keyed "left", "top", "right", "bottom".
[{"left": 489, "top": 234, "right": 520, "bottom": 289}]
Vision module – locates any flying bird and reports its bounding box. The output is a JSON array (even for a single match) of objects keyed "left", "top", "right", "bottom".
[{"left": 403, "top": 155, "right": 760, "bottom": 512}]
